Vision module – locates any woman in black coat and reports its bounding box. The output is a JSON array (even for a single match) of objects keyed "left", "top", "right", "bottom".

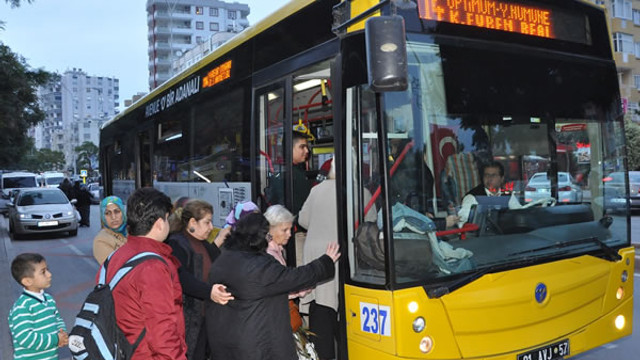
[
  {"left": 206, "top": 212, "right": 340, "bottom": 360},
  {"left": 166, "top": 199, "right": 232, "bottom": 360}
]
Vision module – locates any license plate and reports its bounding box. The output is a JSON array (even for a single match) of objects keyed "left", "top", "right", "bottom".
[
  {"left": 517, "top": 340, "right": 569, "bottom": 360},
  {"left": 38, "top": 221, "right": 58, "bottom": 227}
]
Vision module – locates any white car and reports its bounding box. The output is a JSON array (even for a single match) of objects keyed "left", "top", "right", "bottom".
[
  {"left": 524, "top": 172, "right": 583, "bottom": 204},
  {"left": 87, "top": 182, "right": 104, "bottom": 204},
  {"left": 8, "top": 188, "right": 78, "bottom": 239}
]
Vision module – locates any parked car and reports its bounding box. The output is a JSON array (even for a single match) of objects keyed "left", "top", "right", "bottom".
[
  {"left": 87, "top": 182, "right": 103, "bottom": 204},
  {"left": 524, "top": 172, "right": 583, "bottom": 203},
  {"left": 1, "top": 171, "right": 38, "bottom": 198},
  {"left": 602, "top": 171, "right": 640, "bottom": 210},
  {"left": 7, "top": 188, "right": 78, "bottom": 239}
]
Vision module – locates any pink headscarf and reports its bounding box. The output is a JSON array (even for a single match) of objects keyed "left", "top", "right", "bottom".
[{"left": 224, "top": 201, "right": 260, "bottom": 228}]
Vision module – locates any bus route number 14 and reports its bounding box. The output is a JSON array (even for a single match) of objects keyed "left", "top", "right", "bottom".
[{"left": 360, "top": 302, "right": 391, "bottom": 336}]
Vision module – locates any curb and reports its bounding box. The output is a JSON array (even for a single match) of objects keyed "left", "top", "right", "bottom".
[{"left": 0, "top": 217, "right": 15, "bottom": 360}]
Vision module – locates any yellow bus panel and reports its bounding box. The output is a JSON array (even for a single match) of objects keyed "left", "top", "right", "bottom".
[{"left": 345, "top": 247, "right": 633, "bottom": 359}]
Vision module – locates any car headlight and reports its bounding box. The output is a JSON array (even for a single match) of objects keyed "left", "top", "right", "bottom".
[
  {"left": 67, "top": 211, "right": 74, "bottom": 216},
  {"left": 18, "top": 213, "right": 27, "bottom": 219}
]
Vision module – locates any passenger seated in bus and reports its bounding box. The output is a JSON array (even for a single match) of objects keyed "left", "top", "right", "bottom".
[
  {"left": 388, "top": 139, "right": 459, "bottom": 231},
  {"left": 458, "top": 161, "right": 522, "bottom": 224}
]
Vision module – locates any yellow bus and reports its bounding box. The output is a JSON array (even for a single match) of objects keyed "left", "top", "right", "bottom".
[{"left": 101, "top": 0, "right": 634, "bottom": 358}]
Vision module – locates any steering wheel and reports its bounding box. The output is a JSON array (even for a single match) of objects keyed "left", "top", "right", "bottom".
[{"left": 522, "top": 197, "right": 557, "bottom": 208}]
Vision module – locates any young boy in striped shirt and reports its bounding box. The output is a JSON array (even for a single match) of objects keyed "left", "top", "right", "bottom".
[{"left": 8, "top": 253, "right": 68, "bottom": 359}]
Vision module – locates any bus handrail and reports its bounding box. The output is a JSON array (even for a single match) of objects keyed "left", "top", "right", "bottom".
[{"left": 362, "top": 140, "right": 414, "bottom": 220}]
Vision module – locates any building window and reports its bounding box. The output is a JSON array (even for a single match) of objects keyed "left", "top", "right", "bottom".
[
  {"left": 614, "top": 32, "right": 634, "bottom": 54},
  {"left": 634, "top": 9, "right": 640, "bottom": 25},
  {"left": 634, "top": 75, "right": 640, "bottom": 89},
  {"left": 210, "top": 22, "right": 219, "bottom": 31},
  {"left": 195, "top": 6, "right": 203, "bottom": 15},
  {"left": 636, "top": 42, "right": 640, "bottom": 57},
  {"left": 196, "top": 36, "right": 203, "bottom": 44},
  {"left": 210, "top": 7, "right": 218, "bottom": 16},
  {"left": 613, "top": 0, "right": 632, "bottom": 20},
  {"left": 196, "top": 21, "right": 204, "bottom": 30},
  {"left": 228, "top": 10, "right": 237, "bottom": 20}
]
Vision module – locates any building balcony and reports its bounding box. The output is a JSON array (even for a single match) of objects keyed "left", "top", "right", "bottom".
[
  {"left": 153, "top": 42, "right": 171, "bottom": 51},
  {"left": 613, "top": 51, "right": 637, "bottom": 71}
]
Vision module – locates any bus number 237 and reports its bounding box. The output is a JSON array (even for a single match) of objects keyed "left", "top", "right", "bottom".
[{"left": 360, "top": 302, "right": 391, "bottom": 336}]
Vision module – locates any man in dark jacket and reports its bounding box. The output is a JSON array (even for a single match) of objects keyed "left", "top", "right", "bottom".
[
  {"left": 73, "top": 181, "right": 92, "bottom": 227},
  {"left": 102, "top": 187, "right": 187, "bottom": 360},
  {"left": 458, "top": 161, "right": 521, "bottom": 223}
]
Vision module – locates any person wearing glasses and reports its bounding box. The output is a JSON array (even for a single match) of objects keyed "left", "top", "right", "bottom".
[{"left": 458, "top": 161, "right": 522, "bottom": 224}]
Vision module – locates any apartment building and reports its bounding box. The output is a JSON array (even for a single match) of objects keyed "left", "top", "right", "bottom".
[
  {"left": 601, "top": 0, "right": 640, "bottom": 121},
  {"left": 31, "top": 68, "right": 119, "bottom": 171},
  {"left": 147, "top": 0, "right": 250, "bottom": 90}
]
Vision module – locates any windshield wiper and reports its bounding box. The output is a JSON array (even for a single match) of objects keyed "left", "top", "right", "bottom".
[
  {"left": 508, "top": 237, "right": 621, "bottom": 262},
  {"left": 425, "top": 264, "right": 504, "bottom": 298}
]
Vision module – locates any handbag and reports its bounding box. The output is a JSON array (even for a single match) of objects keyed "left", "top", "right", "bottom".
[{"left": 289, "top": 299, "right": 303, "bottom": 332}]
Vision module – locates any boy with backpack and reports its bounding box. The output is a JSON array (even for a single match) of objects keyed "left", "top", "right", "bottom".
[
  {"left": 8, "top": 253, "right": 68, "bottom": 359},
  {"left": 70, "top": 187, "right": 187, "bottom": 360}
]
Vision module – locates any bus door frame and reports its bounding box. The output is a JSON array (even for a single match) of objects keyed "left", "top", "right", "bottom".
[
  {"left": 135, "top": 128, "right": 154, "bottom": 189},
  {"left": 252, "top": 79, "right": 296, "bottom": 263}
]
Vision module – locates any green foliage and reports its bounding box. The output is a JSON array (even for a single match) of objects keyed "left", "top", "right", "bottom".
[
  {"left": 0, "top": 42, "right": 52, "bottom": 169},
  {"left": 4, "top": 0, "right": 34, "bottom": 8},
  {"left": 625, "top": 118, "right": 640, "bottom": 171},
  {"left": 75, "top": 141, "right": 99, "bottom": 172},
  {"left": 14, "top": 138, "right": 66, "bottom": 172}
]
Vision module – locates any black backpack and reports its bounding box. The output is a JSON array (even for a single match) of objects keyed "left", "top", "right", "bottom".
[{"left": 68, "top": 252, "right": 166, "bottom": 360}]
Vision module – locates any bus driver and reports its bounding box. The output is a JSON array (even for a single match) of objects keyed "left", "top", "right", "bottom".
[{"left": 458, "top": 161, "right": 522, "bottom": 224}]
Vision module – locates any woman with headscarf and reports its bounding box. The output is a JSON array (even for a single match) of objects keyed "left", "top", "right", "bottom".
[
  {"left": 212, "top": 201, "right": 260, "bottom": 247},
  {"left": 92, "top": 196, "right": 127, "bottom": 265},
  {"left": 206, "top": 212, "right": 340, "bottom": 360}
]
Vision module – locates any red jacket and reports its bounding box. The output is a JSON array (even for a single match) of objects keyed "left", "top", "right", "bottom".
[{"left": 100, "top": 235, "right": 187, "bottom": 360}]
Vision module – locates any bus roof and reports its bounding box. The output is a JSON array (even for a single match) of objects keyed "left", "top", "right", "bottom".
[{"left": 104, "top": 0, "right": 316, "bottom": 129}]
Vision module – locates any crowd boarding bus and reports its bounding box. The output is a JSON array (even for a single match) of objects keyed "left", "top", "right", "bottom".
[{"left": 100, "top": 0, "right": 633, "bottom": 358}]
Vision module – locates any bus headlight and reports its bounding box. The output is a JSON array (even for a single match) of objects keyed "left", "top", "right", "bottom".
[
  {"left": 615, "top": 315, "right": 625, "bottom": 330},
  {"left": 419, "top": 336, "right": 433, "bottom": 353},
  {"left": 616, "top": 287, "right": 624, "bottom": 300},
  {"left": 412, "top": 317, "right": 425, "bottom": 333},
  {"left": 408, "top": 301, "right": 419, "bottom": 313}
]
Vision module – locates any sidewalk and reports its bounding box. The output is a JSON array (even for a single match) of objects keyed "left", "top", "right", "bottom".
[{"left": 0, "top": 218, "right": 19, "bottom": 360}]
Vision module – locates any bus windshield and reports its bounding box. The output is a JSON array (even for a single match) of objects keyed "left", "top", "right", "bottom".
[{"left": 352, "top": 39, "right": 629, "bottom": 288}]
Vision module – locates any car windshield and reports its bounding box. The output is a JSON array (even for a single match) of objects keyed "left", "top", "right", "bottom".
[
  {"left": 3, "top": 176, "right": 37, "bottom": 188},
  {"left": 349, "top": 40, "right": 630, "bottom": 288},
  {"left": 18, "top": 191, "right": 68, "bottom": 206},
  {"left": 45, "top": 176, "right": 64, "bottom": 186},
  {"left": 530, "top": 173, "right": 570, "bottom": 184}
]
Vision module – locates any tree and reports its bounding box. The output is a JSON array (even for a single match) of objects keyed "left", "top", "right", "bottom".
[
  {"left": 13, "top": 138, "right": 66, "bottom": 172},
  {"left": 36, "top": 148, "right": 66, "bottom": 171},
  {"left": 625, "top": 118, "right": 640, "bottom": 171},
  {"left": 75, "top": 141, "right": 99, "bottom": 173},
  {"left": 2, "top": 1, "right": 36, "bottom": 28},
  {"left": 4, "top": 0, "right": 35, "bottom": 8},
  {"left": 0, "top": 42, "right": 52, "bottom": 169}
]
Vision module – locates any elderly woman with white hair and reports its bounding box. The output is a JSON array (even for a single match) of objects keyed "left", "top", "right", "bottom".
[{"left": 263, "top": 204, "right": 312, "bottom": 300}]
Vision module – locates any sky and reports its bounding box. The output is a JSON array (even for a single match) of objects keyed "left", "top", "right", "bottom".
[{"left": 0, "top": 0, "right": 289, "bottom": 110}]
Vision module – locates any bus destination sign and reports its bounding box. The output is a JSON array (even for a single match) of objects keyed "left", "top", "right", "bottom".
[
  {"left": 203, "top": 60, "right": 232, "bottom": 89},
  {"left": 418, "top": 0, "right": 555, "bottom": 39}
]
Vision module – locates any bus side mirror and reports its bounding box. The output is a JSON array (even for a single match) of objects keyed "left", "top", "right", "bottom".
[{"left": 365, "top": 15, "right": 408, "bottom": 92}]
